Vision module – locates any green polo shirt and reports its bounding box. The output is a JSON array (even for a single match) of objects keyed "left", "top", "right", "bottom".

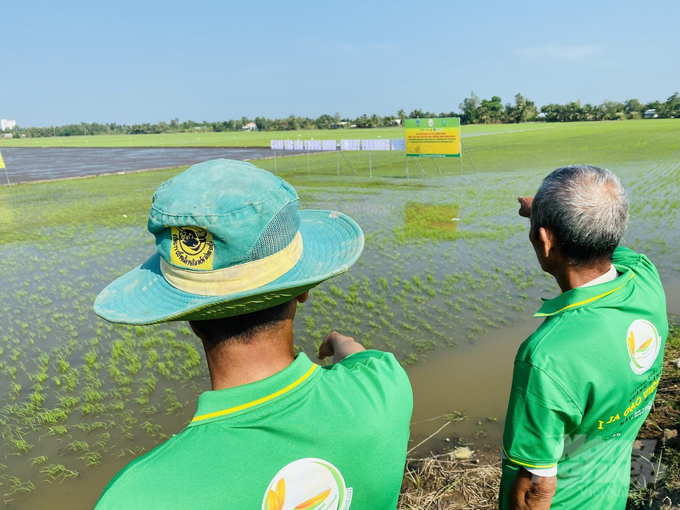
[
  {"left": 500, "top": 247, "right": 668, "bottom": 509},
  {"left": 96, "top": 350, "right": 412, "bottom": 510}
]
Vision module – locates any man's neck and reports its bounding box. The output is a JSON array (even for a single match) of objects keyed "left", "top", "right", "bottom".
[
  {"left": 201, "top": 322, "right": 296, "bottom": 391},
  {"left": 552, "top": 260, "right": 615, "bottom": 293}
]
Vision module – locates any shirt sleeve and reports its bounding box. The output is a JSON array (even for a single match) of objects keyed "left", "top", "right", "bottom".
[
  {"left": 502, "top": 361, "right": 582, "bottom": 470},
  {"left": 612, "top": 246, "right": 640, "bottom": 267},
  {"left": 331, "top": 350, "right": 413, "bottom": 413}
]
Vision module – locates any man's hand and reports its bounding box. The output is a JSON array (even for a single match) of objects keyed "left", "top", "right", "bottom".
[
  {"left": 510, "top": 468, "right": 556, "bottom": 510},
  {"left": 318, "top": 332, "right": 366, "bottom": 364},
  {"left": 518, "top": 196, "right": 533, "bottom": 218}
]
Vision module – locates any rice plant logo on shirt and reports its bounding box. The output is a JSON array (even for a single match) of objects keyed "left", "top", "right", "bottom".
[
  {"left": 262, "top": 458, "right": 352, "bottom": 510},
  {"left": 627, "top": 319, "right": 661, "bottom": 375},
  {"left": 170, "top": 226, "right": 214, "bottom": 270}
]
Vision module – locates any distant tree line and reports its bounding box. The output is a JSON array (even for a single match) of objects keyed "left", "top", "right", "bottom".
[{"left": 7, "top": 92, "right": 679, "bottom": 138}]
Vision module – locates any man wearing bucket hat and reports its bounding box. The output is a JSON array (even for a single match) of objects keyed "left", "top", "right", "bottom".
[{"left": 94, "top": 159, "right": 413, "bottom": 510}]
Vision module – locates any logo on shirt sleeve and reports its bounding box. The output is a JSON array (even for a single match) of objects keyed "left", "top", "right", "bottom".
[
  {"left": 262, "top": 458, "right": 352, "bottom": 510},
  {"left": 626, "top": 319, "right": 661, "bottom": 375}
]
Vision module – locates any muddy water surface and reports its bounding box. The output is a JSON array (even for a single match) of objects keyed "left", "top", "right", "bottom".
[{"left": 0, "top": 147, "right": 277, "bottom": 183}]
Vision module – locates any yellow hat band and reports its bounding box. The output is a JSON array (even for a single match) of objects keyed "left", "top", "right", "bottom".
[{"left": 160, "top": 232, "right": 303, "bottom": 297}]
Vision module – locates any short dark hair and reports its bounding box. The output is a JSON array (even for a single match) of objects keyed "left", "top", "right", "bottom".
[
  {"left": 190, "top": 299, "right": 294, "bottom": 345},
  {"left": 531, "top": 165, "right": 629, "bottom": 266}
]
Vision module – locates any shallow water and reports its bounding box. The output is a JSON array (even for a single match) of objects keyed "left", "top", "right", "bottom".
[
  {"left": 1, "top": 161, "right": 678, "bottom": 508},
  {"left": 0, "top": 147, "right": 279, "bottom": 183}
]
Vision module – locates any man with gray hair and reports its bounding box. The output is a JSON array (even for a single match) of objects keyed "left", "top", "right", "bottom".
[{"left": 500, "top": 165, "right": 668, "bottom": 509}]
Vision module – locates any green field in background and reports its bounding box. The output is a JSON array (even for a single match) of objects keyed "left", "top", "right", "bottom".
[
  {"left": 257, "top": 119, "right": 680, "bottom": 178},
  {"left": 1, "top": 122, "right": 558, "bottom": 148}
]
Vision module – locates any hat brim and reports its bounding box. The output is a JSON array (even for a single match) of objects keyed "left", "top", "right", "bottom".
[{"left": 94, "top": 210, "right": 364, "bottom": 325}]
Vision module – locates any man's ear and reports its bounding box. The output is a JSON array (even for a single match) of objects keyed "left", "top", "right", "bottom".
[
  {"left": 296, "top": 291, "right": 309, "bottom": 304},
  {"left": 188, "top": 321, "right": 205, "bottom": 341},
  {"left": 538, "top": 227, "right": 555, "bottom": 260}
]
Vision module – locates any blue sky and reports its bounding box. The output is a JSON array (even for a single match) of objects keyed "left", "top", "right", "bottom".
[{"left": 3, "top": 0, "right": 679, "bottom": 127}]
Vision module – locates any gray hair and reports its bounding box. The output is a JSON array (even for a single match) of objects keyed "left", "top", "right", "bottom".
[{"left": 531, "top": 165, "right": 629, "bottom": 266}]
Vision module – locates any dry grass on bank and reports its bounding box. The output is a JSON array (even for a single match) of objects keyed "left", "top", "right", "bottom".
[{"left": 399, "top": 451, "right": 501, "bottom": 510}]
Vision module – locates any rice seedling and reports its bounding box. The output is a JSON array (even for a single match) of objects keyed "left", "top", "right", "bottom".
[
  {"left": 40, "top": 464, "right": 80, "bottom": 483},
  {"left": 58, "top": 395, "right": 80, "bottom": 409},
  {"left": 141, "top": 421, "right": 162, "bottom": 437},
  {"left": 67, "top": 440, "right": 90, "bottom": 453},
  {"left": 35, "top": 408, "right": 69, "bottom": 425},
  {"left": 6, "top": 436, "right": 33, "bottom": 455},
  {"left": 9, "top": 382, "right": 21, "bottom": 400},
  {"left": 78, "top": 451, "right": 102, "bottom": 468},
  {"left": 108, "top": 401, "right": 125, "bottom": 412},
  {"left": 80, "top": 403, "right": 107, "bottom": 416},
  {"left": 3, "top": 477, "right": 35, "bottom": 496},
  {"left": 140, "top": 405, "right": 157, "bottom": 416},
  {"left": 93, "top": 432, "right": 111, "bottom": 450},
  {"left": 46, "top": 425, "right": 69, "bottom": 436},
  {"left": 163, "top": 388, "right": 183, "bottom": 415},
  {"left": 30, "top": 455, "right": 48, "bottom": 466}
]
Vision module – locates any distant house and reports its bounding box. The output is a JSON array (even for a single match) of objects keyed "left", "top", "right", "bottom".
[
  {"left": 1, "top": 119, "right": 17, "bottom": 131},
  {"left": 643, "top": 109, "right": 658, "bottom": 119},
  {"left": 2, "top": 133, "right": 12, "bottom": 139},
  {"left": 242, "top": 122, "right": 257, "bottom": 131}
]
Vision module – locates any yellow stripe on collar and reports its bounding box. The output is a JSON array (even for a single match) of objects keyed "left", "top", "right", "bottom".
[
  {"left": 191, "top": 364, "right": 318, "bottom": 424},
  {"left": 161, "top": 232, "right": 303, "bottom": 297},
  {"left": 534, "top": 273, "right": 635, "bottom": 318}
]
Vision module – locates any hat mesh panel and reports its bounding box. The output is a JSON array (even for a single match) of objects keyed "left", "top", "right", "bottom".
[{"left": 244, "top": 202, "right": 300, "bottom": 262}]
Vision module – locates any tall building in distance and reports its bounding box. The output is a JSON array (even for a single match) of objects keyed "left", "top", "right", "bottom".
[{"left": 1, "top": 119, "right": 17, "bottom": 131}]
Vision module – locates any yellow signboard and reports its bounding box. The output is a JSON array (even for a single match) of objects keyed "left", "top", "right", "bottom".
[
  {"left": 405, "top": 118, "right": 461, "bottom": 157},
  {"left": 0, "top": 151, "right": 5, "bottom": 169}
]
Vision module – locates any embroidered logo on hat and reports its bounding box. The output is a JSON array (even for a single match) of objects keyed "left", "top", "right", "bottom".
[{"left": 171, "top": 226, "right": 214, "bottom": 270}]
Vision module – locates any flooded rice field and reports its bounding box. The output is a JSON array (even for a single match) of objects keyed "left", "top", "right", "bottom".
[
  {"left": 0, "top": 147, "right": 277, "bottom": 183},
  {"left": 0, "top": 160, "right": 679, "bottom": 509}
]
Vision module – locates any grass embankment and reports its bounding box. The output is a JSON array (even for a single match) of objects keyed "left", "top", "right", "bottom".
[{"left": 398, "top": 325, "right": 680, "bottom": 510}]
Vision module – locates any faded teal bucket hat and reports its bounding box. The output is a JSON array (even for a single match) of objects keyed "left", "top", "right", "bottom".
[{"left": 94, "top": 159, "right": 364, "bottom": 325}]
